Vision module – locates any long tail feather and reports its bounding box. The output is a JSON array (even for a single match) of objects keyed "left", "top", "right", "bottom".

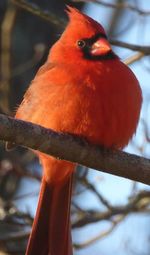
[
  {"left": 26, "top": 178, "right": 50, "bottom": 255},
  {"left": 25, "top": 168, "right": 74, "bottom": 255}
]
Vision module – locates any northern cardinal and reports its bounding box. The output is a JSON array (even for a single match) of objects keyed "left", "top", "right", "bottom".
[{"left": 13, "top": 6, "right": 142, "bottom": 255}]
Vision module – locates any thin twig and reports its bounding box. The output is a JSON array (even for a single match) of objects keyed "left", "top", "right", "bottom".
[
  {"left": 72, "top": 0, "right": 150, "bottom": 15},
  {"left": 111, "top": 40, "right": 150, "bottom": 54},
  {"left": 0, "top": 229, "right": 30, "bottom": 241},
  {"left": 124, "top": 52, "right": 145, "bottom": 65},
  {"left": 13, "top": 191, "right": 39, "bottom": 201},
  {"left": 10, "top": 0, "right": 150, "bottom": 57},
  {"left": 78, "top": 177, "right": 113, "bottom": 209},
  {"left": 72, "top": 190, "right": 150, "bottom": 228},
  {"left": 74, "top": 215, "right": 125, "bottom": 249},
  {"left": 11, "top": 0, "right": 66, "bottom": 28},
  {"left": 0, "top": 4, "right": 17, "bottom": 114}
]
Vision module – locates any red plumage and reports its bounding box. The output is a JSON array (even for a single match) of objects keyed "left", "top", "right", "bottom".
[{"left": 15, "top": 6, "right": 142, "bottom": 255}]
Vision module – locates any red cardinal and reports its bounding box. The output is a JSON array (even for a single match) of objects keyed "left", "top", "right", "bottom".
[{"left": 14, "top": 6, "right": 142, "bottom": 255}]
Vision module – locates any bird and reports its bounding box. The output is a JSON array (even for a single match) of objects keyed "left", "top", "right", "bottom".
[{"left": 12, "top": 6, "right": 142, "bottom": 255}]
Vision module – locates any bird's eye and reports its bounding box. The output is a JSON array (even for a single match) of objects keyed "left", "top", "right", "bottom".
[{"left": 77, "top": 40, "right": 86, "bottom": 49}]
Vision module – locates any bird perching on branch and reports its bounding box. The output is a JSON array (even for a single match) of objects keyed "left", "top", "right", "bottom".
[{"left": 7, "top": 6, "right": 142, "bottom": 255}]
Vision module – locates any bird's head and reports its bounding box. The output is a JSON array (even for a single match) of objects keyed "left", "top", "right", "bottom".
[{"left": 50, "top": 6, "right": 117, "bottom": 63}]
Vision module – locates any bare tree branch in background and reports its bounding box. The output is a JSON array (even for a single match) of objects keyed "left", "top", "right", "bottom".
[
  {"left": 11, "top": 0, "right": 66, "bottom": 28},
  {"left": 124, "top": 52, "right": 145, "bottom": 65},
  {"left": 72, "top": 188, "right": 150, "bottom": 228},
  {"left": 0, "top": 4, "right": 17, "bottom": 114},
  {"left": 72, "top": 0, "right": 150, "bottom": 15},
  {"left": 110, "top": 40, "right": 150, "bottom": 54},
  {"left": 9, "top": 0, "right": 150, "bottom": 69},
  {"left": 74, "top": 215, "right": 126, "bottom": 249}
]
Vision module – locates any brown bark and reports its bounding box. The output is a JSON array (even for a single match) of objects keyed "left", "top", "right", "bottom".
[{"left": 0, "top": 114, "right": 150, "bottom": 185}]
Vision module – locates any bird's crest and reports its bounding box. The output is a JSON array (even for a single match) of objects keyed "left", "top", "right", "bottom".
[
  {"left": 65, "top": 5, "right": 105, "bottom": 36},
  {"left": 66, "top": 5, "right": 85, "bottom": 20}
]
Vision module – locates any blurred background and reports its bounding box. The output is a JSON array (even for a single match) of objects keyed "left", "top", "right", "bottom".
[{"left": 0, "top": 0, "right": 150, "bottom": 254}]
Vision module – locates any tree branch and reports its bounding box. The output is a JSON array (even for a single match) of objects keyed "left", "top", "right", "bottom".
[
  {"left": 11, "top": 0, "right": 66, "bottom": 28},
  {"left": 74, "top": 215, "right": 125, "bottom": 249},
  {"left": 10, "top": 0, "right": 150, "bottom": 57},
  {"left": 0, "top": 114, "right": 150, "bottom": 185},
  {"left": 110, "top": 40, "right": 150, "bottom": 54},
  {"left": 124, "top": 52, "right": 145, "bottom": 65},
  {"left": 72, "top": 0, "right": 150, "bottom": 15},
  {"left": 72, "top": 190, "right": 150, "bottom": 228}
]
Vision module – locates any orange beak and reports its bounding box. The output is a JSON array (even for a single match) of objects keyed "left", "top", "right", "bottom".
[{"left": 91, "top": 38, "right": 111, "bottom": 56}]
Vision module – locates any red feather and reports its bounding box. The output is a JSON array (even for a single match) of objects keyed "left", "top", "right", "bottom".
[{"left": 15, "top": 6, "right": 142, "bottom": 255}]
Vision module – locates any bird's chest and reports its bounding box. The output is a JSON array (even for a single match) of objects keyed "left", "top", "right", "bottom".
[
  {"left": 38, "top": 76, "right": 122, "bottom": 146},
  {"left": 19, "top": 68, "right": 137, "bottom": 149}
]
